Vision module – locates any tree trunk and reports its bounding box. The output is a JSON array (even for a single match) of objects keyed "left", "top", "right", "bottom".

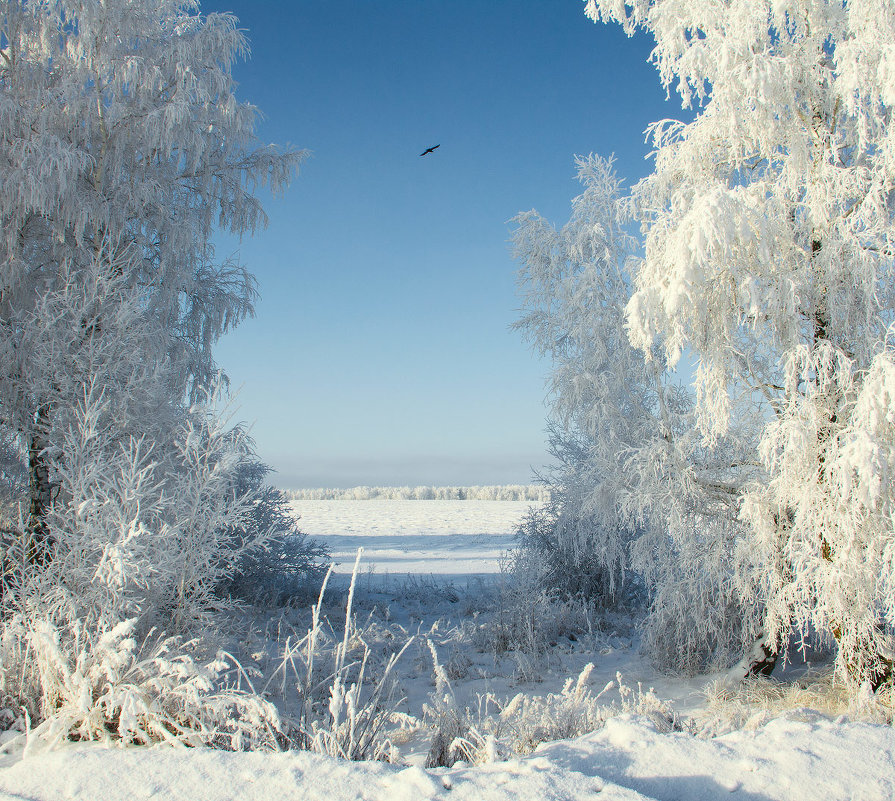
[
  {"left": 744, "top": 633, "right": 781, "bottom": 678},
  {"left": 740, "top": 509, "right": 795, "bottom": 682},
  {"left": 867, "top": 659, "right": 894, "bottom": 693},
  {"left": 732, "top": 629, "right": 783, "bottom": 681},
  {"left": 830, "top": 623, "right": 894, "bottom": 692},
  {"left": 26, "top": 404, "right": 55, "bottom": 565}
]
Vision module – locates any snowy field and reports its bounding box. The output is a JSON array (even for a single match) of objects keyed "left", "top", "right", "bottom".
[
  {"left": 289, "top": 499, "right": 533, "bottom": 574},
  {"left": 1, "top": 499, "right": 893, "bottom": 801}
]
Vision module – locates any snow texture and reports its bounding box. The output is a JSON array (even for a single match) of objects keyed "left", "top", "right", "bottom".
[{"left": 0, "top": 714, "right": 891, "bottom": 800}]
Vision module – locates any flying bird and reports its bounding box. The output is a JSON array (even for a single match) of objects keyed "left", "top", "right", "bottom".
[{"left": 419, "top": 144, "right": 440, "bottom": 156}]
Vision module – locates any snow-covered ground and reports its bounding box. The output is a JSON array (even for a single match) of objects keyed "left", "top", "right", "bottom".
[
  {"left": 290, "top": 499, "right": 531, "bottom": 574},
  {"left": 2, "top": 715, "right": 892, "bottom": 801},
  {"left": 2, "top": 499, "right": 893, "bottom": 801}
]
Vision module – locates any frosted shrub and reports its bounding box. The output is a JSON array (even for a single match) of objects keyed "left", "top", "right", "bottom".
[
  {"left": 512, "top": 493, "right": 626, "bottom": 606},
  {"left": 493, "top": 477, "right": 630, "bottom": 666},
  {"left": 1, "top": 616, "right": 282, "bottom": 752},
  {"left": 226, "top": 525, "right": 328, "bottom": 607},
  {"left": 0, "top": 615, "right": 36, "bottom": 725},
  {"left": 490, "top": 576, "right": 600, "bottom": 665},
  {"left": 0, "top": 388, "right": 278, "bottom": 740},
  {"left": 34, "top": 390, "right": 265, "bottom": 633},
  {"left": 5, "top": 553, "right": 414, "bottom": 757},
  {"left": 507, "top": 435, "right": 762, "bottom": 676},
  {"left": 219, "top": 461, "right": 328, "bottom": 606},
  {"left": 483, "top": 560, "right": 595, "bottom": 679},
  {"left": 639, "top": 581, "right": 756, "bottom": 677}
]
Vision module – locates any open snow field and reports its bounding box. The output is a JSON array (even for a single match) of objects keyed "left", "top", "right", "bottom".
[
  {"left": 1, "top": 498, "right": 893, "bottom": 801},
  {"left": 289, "top": 499, "right": 532, "bottom": 574}
]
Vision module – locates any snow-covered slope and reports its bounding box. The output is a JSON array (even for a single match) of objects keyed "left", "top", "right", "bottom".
[{"left": 1, "top": 714, "right": 892, "bottom": 801}]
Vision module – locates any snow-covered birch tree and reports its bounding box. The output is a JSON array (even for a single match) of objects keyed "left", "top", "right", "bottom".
[
  {"left": 585, "top": 0, "right": 895, "bottom": 687},
  {"left": 0, "top": 0, "right": 304, "bottom": 547},
  {"left": 0, "top": 1, "right": 316, "bottom": 734},
  {"left": 514, "top": 156, "right": 766, "bottom": 672}
]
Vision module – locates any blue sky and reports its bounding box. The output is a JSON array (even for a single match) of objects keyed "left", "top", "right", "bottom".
[{"left": 202, "top": 1, "right": 676, "bottom": 489}]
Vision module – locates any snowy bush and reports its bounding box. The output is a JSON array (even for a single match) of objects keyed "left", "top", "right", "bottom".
[
  {"left": 511, "top": 477, "right": 628, "bottom": 606},
  {"left": 31, "top": 389, "right": 266, "bottom": 632},
  {"left": 0, "top": 387, "right": 284, "bottom": 744},
  {"left": 3, "top": 549, "right": 418, "bottom": 757},
  {"left": 5, "top": 617, "right": 283, "bottom": 752},
  {"left": 218, "top": 459, "right": 328, "bottom": 606},
  {"left": 490, "top": 549, "right": 602, "bottom": 667}
]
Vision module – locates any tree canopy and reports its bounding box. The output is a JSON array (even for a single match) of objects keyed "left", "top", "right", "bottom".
[{"left": 516, "top": 0, "right": 895, "bottom": 686}]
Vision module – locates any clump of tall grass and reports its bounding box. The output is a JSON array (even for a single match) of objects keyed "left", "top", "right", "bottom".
[
  {"left": 697, "top": 669, "right": 895, "bottom": 736},
  {"left": 261, "top": 552, "right": 414, "bottom": 761},
  {"left": 423, "top": 637, "right": 678, "bottom": 767},
  {"left": 0, "top": 615, "right": 284, "bottom": 754}
]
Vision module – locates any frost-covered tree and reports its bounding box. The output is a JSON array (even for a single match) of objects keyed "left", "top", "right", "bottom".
[
  {"left": 513, "top": 157, "right": 658, "bottom": 606},
  {"left": 586, "top": 0, "right": 895, "bottom": 687},
  {"left": 514, "top": 156, "right": 766, "bottom": 673},
  {"left": 0, "top": 0, "right": 303, "bottom": 543},
  {"left": 0, "top": 0, "right": 319, "bottom": 738}
]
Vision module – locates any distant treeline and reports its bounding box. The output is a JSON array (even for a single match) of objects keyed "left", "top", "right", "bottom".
[{"left": 284, "top": 485, "right": 549, "bottom": 501}]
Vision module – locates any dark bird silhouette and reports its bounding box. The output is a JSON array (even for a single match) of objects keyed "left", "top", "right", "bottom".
[{"left": 419, "top": 144, "right": 440, "bottom": 156}]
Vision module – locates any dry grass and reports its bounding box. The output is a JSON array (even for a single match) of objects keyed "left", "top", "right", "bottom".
[{"left": 696, "top": 669, "right": 895, "bottom": 736}]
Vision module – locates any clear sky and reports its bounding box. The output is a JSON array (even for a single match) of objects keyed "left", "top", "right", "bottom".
[{"left": 201, "top": 0, "right": 677, "bottom": 489}]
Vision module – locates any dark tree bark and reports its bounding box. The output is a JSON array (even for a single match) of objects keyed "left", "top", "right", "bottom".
[
  {"left": 744, "top": 633, "right": 781, "bottom": 678},
  {"left": 25, "top": 404, "right": 55, "bottom": 565}
]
